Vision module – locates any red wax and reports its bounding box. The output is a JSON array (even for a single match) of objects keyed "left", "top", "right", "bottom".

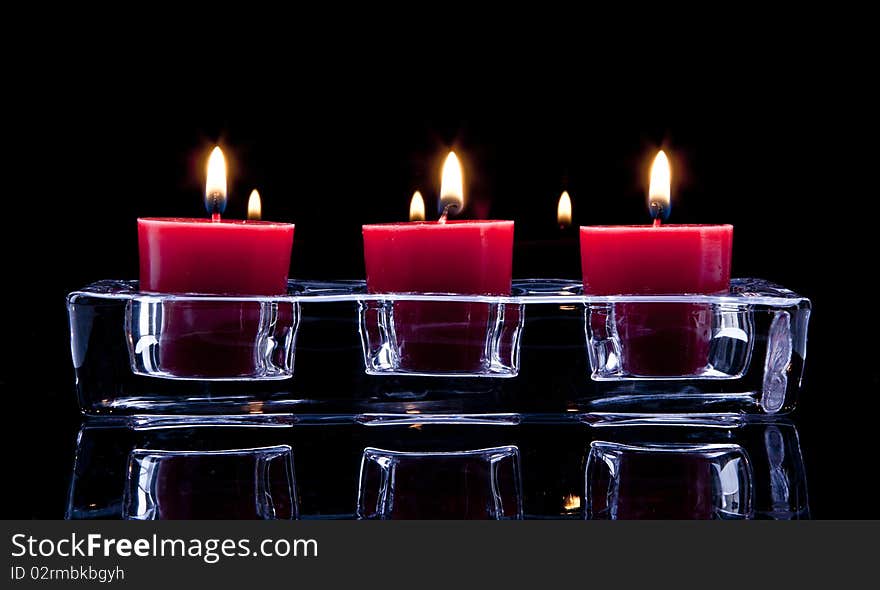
[
  {"left": 138, "top": 218, "right": 294, "bottom": 295},
  {"left": 580, "top": 224, "right": 733, "bottom": 376},
  {"left": 363, "top": 220, "right": 513, "bottom": 294},
  {"left": 137, "top": 218, "right": 294, "bottom": 378},
  {"left": 363, "top": 220, "right": 514, "bottom": 373}
]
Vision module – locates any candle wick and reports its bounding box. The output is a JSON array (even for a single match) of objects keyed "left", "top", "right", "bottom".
[
  {"left": 206, "top": 190, "right": 226, "bottom": 219},
  {"left": 649, "top": 200, "right": 668, "bottom": 226},
  {"left": 438, "top": 204, "right": 454, "bottom": 224}
]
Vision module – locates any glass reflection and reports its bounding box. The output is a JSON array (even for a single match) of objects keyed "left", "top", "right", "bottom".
[
  {"left": 583, "top": 422, "right": 808, "bottom": 520},
  {"left": 67, "top": 424, "right": 298, "bottom": 520},
  {"left": 357, "top": 446, "right": 523, "bottom": 519},
  {"left": 587, "top": 442, "right": 753, "bottom": 519},
  {"left": 123, "top": 446, "right": 296, "bottom": 520},
  {"left": 65, "top": 419, "right": 807, "bottom": 520}
]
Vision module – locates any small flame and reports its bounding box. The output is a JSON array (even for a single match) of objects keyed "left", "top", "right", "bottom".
[
  {"left": 247, "top": 189, "right": 262, "bottom": 221},
  {"left": 557, "top": 190, "right": 572, "bottom": 228},
  {"left": 409, "top": 190, "right": 426, "bottom": 221},
  {"left": 563, "top": 494, "right": 581, "bottom": 511},
  {"left": 439, "top": 151, "right": 464, "bottom": 215},
  {"left": 205, "top": 146, "right": 227, "bottom": 215},
  {"left": 649, "top": 149, "right": 671, "bottom": 221}
]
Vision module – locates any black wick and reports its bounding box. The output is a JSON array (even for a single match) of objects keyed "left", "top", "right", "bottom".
[
  {"left": 206, "top": 191, "right": 227, "bottom": 216},
  {"left": 438, "top": 202, "right": 460, "bottom": 223},
  {"left": 649, "top": 199, "right": 670, "bottom": 223}
]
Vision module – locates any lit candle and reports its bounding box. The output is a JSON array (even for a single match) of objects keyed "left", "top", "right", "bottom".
[
  {"left": 362, "top": 151, "right": 514, "bottom": 372},
  {"left": 409, "top": 190, "right": 426, "bottom": 222},
  {"left": 247, "top": 189, "right": 262, "bottom": 221},
  {"left": 138, "top": 146, "right": 294, "bottom": 295},
  {"left": 648, "top": 150, "right": 671, "bottom": 225},
  {"left": 363, "top": 151, "right": 513, "bottom": 295},
  {"left": 136, "top": 146, "right": 295, "bottom": 378},
  {"left": 558, "top": 190, "right": 572, "bottom": 229},
  {"left": 579, "top": 149, "right": 733, "bottom": 376},
  {"left": 206, "top": 146, "right": 227, "bottom": 221}
]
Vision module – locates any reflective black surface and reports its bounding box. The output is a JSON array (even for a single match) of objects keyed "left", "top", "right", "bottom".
[{"left": 66, "top": 420, "right": 807, "bottom": 520}]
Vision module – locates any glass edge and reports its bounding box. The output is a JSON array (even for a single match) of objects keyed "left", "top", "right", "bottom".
[{"left": 67, "top": 278, "right": 809, "bottom": 306}]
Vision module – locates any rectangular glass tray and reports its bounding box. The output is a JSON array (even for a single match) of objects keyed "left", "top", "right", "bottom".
[{"left": 67, "top": 278, "right": 810, "bottom": 423}]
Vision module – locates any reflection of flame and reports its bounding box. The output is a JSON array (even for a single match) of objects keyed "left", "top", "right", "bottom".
[
  {"left": 563, "top": 494, "right": 581, "bottom": 510},
  {"left": 557, "top": 190, "right": 572, "bottom": 228},
  {"left": 406, "top": 408, "right": 422, "bottom": 429},
  {"left": 649, "top": 149, "right": 670, "bottom": 219},
  {"left": 206, "top": 146, "right": 227, "bottom": 214},
  {"left": 247, "top": 189, "right": 262, "bottom": 220},
  {"left": 439, "top": 151, "right": 464, "bottom": 214},
  {"left": 409, "top": 190, "right": 426, "bottom": 221}
]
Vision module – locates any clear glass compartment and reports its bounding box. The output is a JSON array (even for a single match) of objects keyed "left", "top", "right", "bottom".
[
  {"left": 586, "top": 302, "right": 755, "bottom": 380},
  {"left": 67, "top": 278, "right": 810, "bottom": 420},
  {"left": 359, "top": 299, "right": 523, "bottom": 377},
  {"left": 127, "top": 296, "right": 299, "bottom": 380}
]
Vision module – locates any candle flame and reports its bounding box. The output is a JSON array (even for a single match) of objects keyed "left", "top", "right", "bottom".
[
  {"left": 205, "top": 146, "right": 228, "bottom": 215},
  {"left": 247, "top": 189, "right": 262, "bottom": 220},
  {"left": 439, "top": 151, "right": 464, "bottom": 215},
  {"left": 648, "top": 149, "right": 671, "bottom": 221},
  {"left": 557, "top": 190, "right": 572, "bottom": 228},
  {"left": 563, "top": 494, "right": 581, "bottom": 511},
  {"left": 409, "top": 190, "right": 426, "bottom": 221}
]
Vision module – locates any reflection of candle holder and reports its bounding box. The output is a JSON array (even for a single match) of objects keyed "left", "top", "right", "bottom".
[
  {"left": 357, "top": 446, "right": 523, "bottom": 519},
  {"left": 123, "top": 446, "right": 297, "bottom": 520},
  {"left": 65, "top": 420, "right": 807, "bottom": 520},
  {"left": 583, "top": 421, "right": 808, "bottom": 519},
  {"left": 358, "top": 296, "right": 523, "bottom": 377},
  {"left": 586, "top": 441, "right": 754, "bottom": 519},
  {"left": 760, "top": 424, "right": 810, "bottom": 519}
]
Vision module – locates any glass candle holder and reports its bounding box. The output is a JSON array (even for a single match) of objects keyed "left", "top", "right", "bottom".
[
  {"left": 358, "top": 297, "right": 523, "bottom": 377},
  {"left": 67, "top": 278, "right": 809, "bottom": 419}
]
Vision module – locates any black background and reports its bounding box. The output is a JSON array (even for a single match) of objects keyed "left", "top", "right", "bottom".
[{"left": 2, "top": 31, "right": 876, "bottom": 519}]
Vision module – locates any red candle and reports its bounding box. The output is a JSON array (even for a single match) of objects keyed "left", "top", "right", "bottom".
[
  {"left": 363, "top": 219, "right": 513, "bottom": 295},
  {"left": 136, "top": 147, "right": 294, "bottom": 378},
  {"left": 362, "top": 152, "right": 514, "bottom": 373},
  {"left": 580, "top": 151, "right": 733, "bottom": 376},
  {"left": 580, "top": 224, "right": 732, "bottom": 296},
  {"left": 138, "top": 217, "right": 294, "bottom": 295}
]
